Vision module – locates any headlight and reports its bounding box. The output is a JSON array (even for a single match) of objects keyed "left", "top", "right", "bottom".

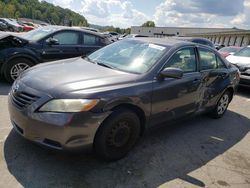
[{"left": 39, "top": 99, "right": 99, "bottom": 112}]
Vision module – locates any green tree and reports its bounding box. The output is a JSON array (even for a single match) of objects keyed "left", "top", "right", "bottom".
[
  {"left": 142, "top": 21, "right": 155, "bottom": 27},
  {"left": 0, "top": 0, "right": 88, "bottom": 26},
  {"left": 6, "top": 4, "right": 16, "bottom": 17},
  {"left": 15, "top": 11, "right": 21, "bottom": 18}
]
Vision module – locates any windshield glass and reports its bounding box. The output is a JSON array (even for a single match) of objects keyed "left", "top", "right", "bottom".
[
  {"left": 88, "top": 39, "right": 168, "bottom": 74},
  {"left": 234, "top": 47, "right": 250, "bottom": 57},
  {"left": 21, "top": 27, "right": 59, "bottom": 41}
]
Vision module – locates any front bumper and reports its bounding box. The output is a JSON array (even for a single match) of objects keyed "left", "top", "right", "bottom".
[
  {"left": 8, "top": 91, "right": 110, "bottom": 151},
  {"left": 239, "top": 74, "right": 250, "bottom": 87}
]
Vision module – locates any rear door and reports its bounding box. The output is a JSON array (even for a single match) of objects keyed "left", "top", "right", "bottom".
[
  {"left": 198, "top": 47, "right": 230, "bottom": 108},
  {"left": 80, "top": 33, "right": 103, "bottom": 57},
  {"left": 41, "top": 30, "right": 82, "bottom": 61},
  {"left": 151, "top": 46, "right": 203, "bottom": 126}
]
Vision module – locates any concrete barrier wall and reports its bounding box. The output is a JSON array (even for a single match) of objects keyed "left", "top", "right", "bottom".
[
  {"left": 131, "top": 26, "right": 250, "bottom": 47},
  {"left": 191, "top": 33, "right": 250, "bottom": 47}
]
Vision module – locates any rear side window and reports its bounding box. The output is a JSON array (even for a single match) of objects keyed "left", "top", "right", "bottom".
[
  {"left": 165, "top": 47, "right": 197, "bottom": 73},
  {"left": 53, "top": 31, "right": 80, "bottom": 45},
  {"left": 199, "top": 48, "right": 225, "bottom": 70},
  {"left": 83, "top": 34, "right": 100, "bottom": 45}
]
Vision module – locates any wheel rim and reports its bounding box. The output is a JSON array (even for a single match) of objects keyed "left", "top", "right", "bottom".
[
  {"left": 217, "top": 94, "right": 229, "bottom": 115},
  {"left": 107, "top": 120, "right": 131, "bottom": 148},
  {"left": 10, "top": 63, "right": 30, "bottom": 80}
]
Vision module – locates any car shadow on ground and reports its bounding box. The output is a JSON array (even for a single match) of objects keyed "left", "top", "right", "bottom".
[
  {"left": 237, "top": 86, "right": 250, "bottom": 98},
  {"left": 4, "top": 110, "right": 250, "bottom": 188}
]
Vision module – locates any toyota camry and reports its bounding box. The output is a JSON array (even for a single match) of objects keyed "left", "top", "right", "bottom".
[{"left": 8, "top": 38, "right": 240, "bottom": 161}]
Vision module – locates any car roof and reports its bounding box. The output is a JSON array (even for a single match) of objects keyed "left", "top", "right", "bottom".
[
  {"left": 41, "top": 26, "right": 105, "bottom": 38},
  {"left": 74, "top": 26, "right": 99, "bottom": 32},
  {"left": 172, "top": 36, "right": 215, "bottom": 48},
  {"left": 129, "top": 37, "right": 199, "bottom": 48}
]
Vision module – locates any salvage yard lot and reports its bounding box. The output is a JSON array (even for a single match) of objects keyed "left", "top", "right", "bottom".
[{"left": 0, "top": 80, "right": 250, "bottom": 188}]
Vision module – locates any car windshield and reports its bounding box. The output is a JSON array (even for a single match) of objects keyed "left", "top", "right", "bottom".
[
  {"left": 87, "top": 39, "right": 168, "bottom": 74},
  {"left": 219, "top": 47, "right": 240, "bottom": 53},
  {"left": 234, "top": 47, "right": 250, "bottom": 57},
  {"left": 21, "top": 27, "right": 58, "bottom": 41}
]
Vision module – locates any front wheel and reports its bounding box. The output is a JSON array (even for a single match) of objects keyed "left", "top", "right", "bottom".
[
  {"left": 4, "top": 58, "right": 34, "bottom": 83},
  {"left": 210, "top": 91, "right": 230, "bottom": 118},
  {"left": 94, "top": 108, "right": 141, "bottom": 161},
  {"left": 8, "top": 27, "right": 14, "bottom": 32}
]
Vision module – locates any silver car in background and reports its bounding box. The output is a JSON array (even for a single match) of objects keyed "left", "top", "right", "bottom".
[{"left": 226, "top": 46, "right": 250, "bottom": 87}]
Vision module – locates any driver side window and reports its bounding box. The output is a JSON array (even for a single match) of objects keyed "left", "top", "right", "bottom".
[
  {"left": 51, "top": 31, "right": 80, "bottom": 45},
  {"left": 165, "top": 47, "right": 197, "bottom": 73}
]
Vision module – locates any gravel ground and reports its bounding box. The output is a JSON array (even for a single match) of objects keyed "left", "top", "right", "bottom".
[{"left": 0, "top": 80, "right": 250, "bottom": 188}]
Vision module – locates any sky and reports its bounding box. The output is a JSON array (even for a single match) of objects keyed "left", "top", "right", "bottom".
[{"left": 44, "top": 0, "right": 250, "bottom": 29}]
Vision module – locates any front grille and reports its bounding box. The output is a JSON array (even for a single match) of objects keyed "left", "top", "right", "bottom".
[{"left": 11, "top": 92, "right": 40, "bottom": 109}]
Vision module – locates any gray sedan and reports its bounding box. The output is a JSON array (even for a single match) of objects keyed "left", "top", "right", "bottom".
[{"left": 8, "top": 38, "right": 240, "bottom": 161}]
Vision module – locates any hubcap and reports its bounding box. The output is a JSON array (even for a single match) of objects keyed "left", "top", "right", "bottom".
[
  {"left": 10, "top": 63, "right": 30, "bottom": 80},
  {"left": 107, "top": 120, "right": 131, "bottom": 148},
  {"left": 217, "top": 94, "right": 229, "bottom": 115}
]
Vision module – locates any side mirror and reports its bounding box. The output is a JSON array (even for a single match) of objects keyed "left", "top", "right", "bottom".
[
  {"left": 46, "top": 38, "right": 59, "bottom": 45},
  {"left": 158, "top": 67, "right": 183, "bottom": 80}
]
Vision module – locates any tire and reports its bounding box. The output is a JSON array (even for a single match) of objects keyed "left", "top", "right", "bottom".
[
  {"left": 4, "top": 58, "right": 34, "bottom": 83},
  {"left": 94, "top": 108, "right": 141, "bottom": 161},
  {"left": 209, "top": 91, "right": 231, "bottom": 119}
]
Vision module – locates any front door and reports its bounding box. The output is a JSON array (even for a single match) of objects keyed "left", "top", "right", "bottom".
[
  {"left": 151, "top": 47, "right": 203, "bottom": 126},
  {"left": 41, "top": 31, "right": 82, "bottom": 62},
  {"left": 80, "top": 33, "right": 103, "bottom": 57}
]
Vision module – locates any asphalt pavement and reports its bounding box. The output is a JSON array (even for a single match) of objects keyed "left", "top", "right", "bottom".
[{"left": 0, "top": 80, "right": 250, "bottom": 188}]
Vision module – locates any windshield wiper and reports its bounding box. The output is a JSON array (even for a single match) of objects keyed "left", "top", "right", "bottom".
[
  {"left": 96, "top": 62, "right": 115, "bottom": 69},
  {"left": 83, "top": 56, "right": 95, "bottom": 64},
  {"left": 84, "top": 57, "right": 116, "bottom": 70}
]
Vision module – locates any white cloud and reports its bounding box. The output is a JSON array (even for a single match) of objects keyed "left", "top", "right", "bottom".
[
  {"left": 43, "top": 0, "right": 250, "bottom": 29},
  {"left": 231, "top": 0, "right": 250, "bottom": 27},
  {"left": 81, "top": 0, "right": 111, "bottom": 18},
  {"left": 52, "top": 0, "right": 73, "bottom": 8},
  {"left": 153, "top": 0, "right": 214, "bottom": 27},
  {"left": 78, "top": 0, "right": 149, "bottom": 27},
  {"left": 153, "top": 0, "right": 249, "bottom": 29}
]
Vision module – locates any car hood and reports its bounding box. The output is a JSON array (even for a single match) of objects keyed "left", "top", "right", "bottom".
[
  {"left": 226, "top": 55, "right": 250, "bottom": 66},
  {"left": 0, "top": 33, "right": 28, "bottom": 47},
  {"left": 19, "top": 57, "right": 139, "bottom": 96},
  {"left": 0, "top": 31, "right": 24, "bottom": 38}
]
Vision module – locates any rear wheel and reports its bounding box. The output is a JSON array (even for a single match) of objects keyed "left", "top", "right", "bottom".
[
  {"left": 4, "top": 58, "right": 34, "bottom": 83},
  {"left": 210, "top": 91, "right": 231, "bottom": 118},
  {"left": 94, "top": 108, "right": 140, "bottom": 161}
]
